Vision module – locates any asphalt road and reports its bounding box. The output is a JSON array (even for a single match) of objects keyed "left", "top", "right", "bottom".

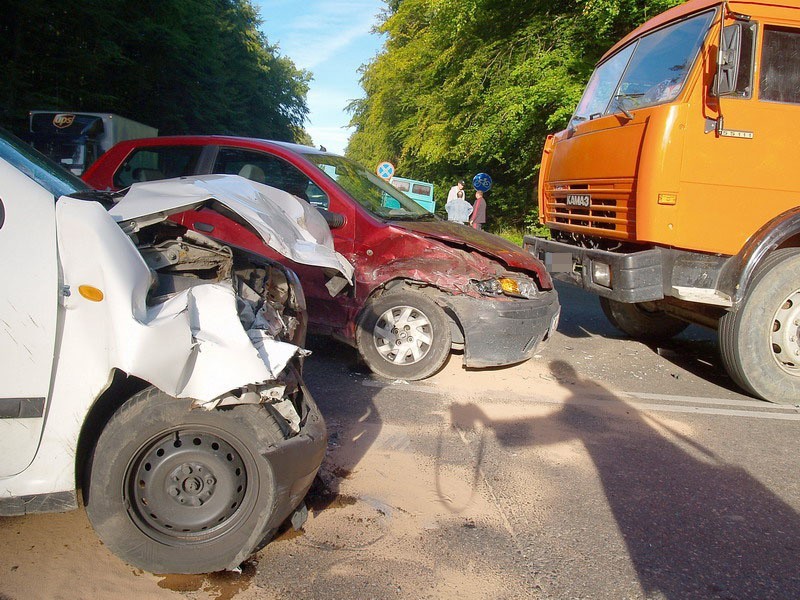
[{"left": 2, "top": 282, "right": 799, "bottom": 600}]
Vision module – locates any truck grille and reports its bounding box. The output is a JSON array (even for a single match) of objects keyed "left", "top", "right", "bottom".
[{"left": 543, "top": 179, "right": 635, "bottom": 240}]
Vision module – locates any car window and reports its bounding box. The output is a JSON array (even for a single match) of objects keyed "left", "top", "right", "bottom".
[
  {"left": 412, "top": 183, "right": 432, "bottom": 196},
  {"left": 113, "top": 146, "right": 203, "bottom": 189},
  {"left": 307, "top": 154, "right": 431, "bottom": 220},
  {"left": 760, "top": 26, "right": 800, "bottom": 105},
  {"left": 391, "top": 180, "right": 410, "bottom": 192},
  {"left": 213, "top": 147, "right": 330, "bottom": 209},
  {"left": 0, "top": 128, "right": 87, "bottom": 198}
]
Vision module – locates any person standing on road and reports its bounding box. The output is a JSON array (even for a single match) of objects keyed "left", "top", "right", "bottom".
[
  {"left": 470, "top": 190, "right": 487, "bottom": 230},
  {"left": 447, "top": 179, "right": 465, "bottom": 203},
  {"left": 445, "top": 189, "right": 473, "bottom": 224}
]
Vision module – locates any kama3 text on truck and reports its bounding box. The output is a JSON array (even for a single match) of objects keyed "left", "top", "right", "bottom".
[{"left": 526, "top": 0, "right": 800, "bottom": 403}]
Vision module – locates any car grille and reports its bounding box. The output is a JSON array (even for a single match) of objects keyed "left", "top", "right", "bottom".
[{"left": 542, "top": 179, "right": 635, "bottom": 240}]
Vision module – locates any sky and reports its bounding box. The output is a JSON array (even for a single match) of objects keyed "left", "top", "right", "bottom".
[{"left": 254, "top": 0, "right": 387, "bottom": 155}]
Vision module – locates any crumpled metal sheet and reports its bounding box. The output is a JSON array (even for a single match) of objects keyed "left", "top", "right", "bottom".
[
  {"left": 55, "top": 198, "right": 304, "bottom": 405},
  {"left": 136, "top": 284, "right": 302, "bottom": 402},
  {"left": 108, "top": 174, "right": 354, "bottom": 282}
]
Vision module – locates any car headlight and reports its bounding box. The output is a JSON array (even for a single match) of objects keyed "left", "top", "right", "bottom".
[{"left": 474, "top": 276, "right": 537, "bottom": 299}]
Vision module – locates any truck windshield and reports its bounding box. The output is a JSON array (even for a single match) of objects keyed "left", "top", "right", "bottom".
[
  {"left": 572, "top": 9, "right": 715, "bottom": 123},
  {"left": 0, "top": 129, "right": 88, "bottom": 198},
  {"left": 307, "top": 154, "right": 434, "bottom": 221}
]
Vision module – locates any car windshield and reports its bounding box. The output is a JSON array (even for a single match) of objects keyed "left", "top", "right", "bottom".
[
  {"left": 0, "top": 129, "right": 88, "bottom": 198},
  {"left": 572, "top": 9, "right": 715, "bottom": 123},
  {"left": 306, "top": 154, "right": 434, "bottom": 221}
]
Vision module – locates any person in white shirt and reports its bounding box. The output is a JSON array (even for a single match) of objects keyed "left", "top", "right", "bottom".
[{"left": 447, "top": 179, "right": 465, "bottom": 203}]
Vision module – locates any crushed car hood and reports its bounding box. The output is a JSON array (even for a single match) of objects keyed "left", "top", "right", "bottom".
[
  {"left": 108, "top": 175, "right": 354, "bottom": 281},
  {"left": 390, "top": 220, "right": 552, "bottom": 287}
]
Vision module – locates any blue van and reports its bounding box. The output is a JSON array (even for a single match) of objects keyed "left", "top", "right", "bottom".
[{"left": 387, "top": 176, "right": 435, "bottom": 212}]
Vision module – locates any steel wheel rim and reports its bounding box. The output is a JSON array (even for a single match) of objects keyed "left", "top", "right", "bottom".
[
  {"left": 125, "top": 427, "right": 252, "bottom": 544},
  {"left": 373, "top": 304, "right": 433, "bottom": 365},
  {"left": 770, "top": 289, "right": 800, "bottom": 376}
]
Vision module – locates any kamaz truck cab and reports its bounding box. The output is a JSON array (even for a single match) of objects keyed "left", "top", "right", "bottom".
[{"left": 526, "top": 0, "right": 800, "bottom": 403}]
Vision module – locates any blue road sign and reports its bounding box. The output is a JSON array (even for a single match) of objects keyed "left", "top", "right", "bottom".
[
  {"left": 473, "top": 173, "right": 492, "bottom": 192},
  {"left": 377, "top": 161, "right": 395, "bottom": 180}
]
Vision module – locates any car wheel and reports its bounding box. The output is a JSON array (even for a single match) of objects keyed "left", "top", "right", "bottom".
[
  {"left": 719, "top": 248, "right": 800, "bottom": 404},
  {"left": 356, "top": 289, "right": 451, "bottom": 380},
  {"left": 599, "top": 297, "right": 688, "bottom": 342},
  {"left": 84, "top": 387, "right": 284, "bottom": 574}
]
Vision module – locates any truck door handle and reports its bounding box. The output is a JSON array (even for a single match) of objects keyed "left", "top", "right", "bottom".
[
  {"left": 0, "top": 198, "right": 5, "bottom": 230},
  {"left": 193, "top": 221, "right": 214, "bottom": 233}
]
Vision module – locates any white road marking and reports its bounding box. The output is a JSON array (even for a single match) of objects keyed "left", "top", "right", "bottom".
[
  {"left": 362, "top": 379, "right": 440, "bottom": 394},
  {"left": 362, "top": 380, "right": 800, "bottom": 421},
  {"left": 621, "top": 402, "right": 800, "bottom": 421},
  {"left": 621, "top": 391, "right": 794, "bottom": 410}
]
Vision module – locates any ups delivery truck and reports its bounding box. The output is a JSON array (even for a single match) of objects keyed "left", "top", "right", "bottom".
[{"left": 27, "top": 111, "right": 157, "bottom": 175}]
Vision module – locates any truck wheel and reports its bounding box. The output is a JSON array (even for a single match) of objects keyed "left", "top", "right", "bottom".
[
  {"left": 599, "top": 297, "right": 688, "bottom": 342},
  {"left": 356, "top": 289, "right": 451, "bottom": 380},
  {"left": 719, "top": 248, "right": 800, "bottom": 404},
  {"left": 84, "top": 387, "right": 284, "bottom": 574}
]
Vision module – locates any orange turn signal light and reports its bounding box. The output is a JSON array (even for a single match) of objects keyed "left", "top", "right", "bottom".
[
  {"left": 498, "top": 277, "right": 521, "bottom": 295},
  {"left": 78, "top": 285, "right": 104, "bottom": 302}
]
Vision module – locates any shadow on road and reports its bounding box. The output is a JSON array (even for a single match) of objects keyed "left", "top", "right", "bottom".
[
  {"left": 553, "top": 281, "right": 747, "bottom": 397},
  {"left": 302, "top": 335, "right": 382, "bottom": 514},
  {"left": 448, "top": 360, "right": 800, "bottom": 598}
]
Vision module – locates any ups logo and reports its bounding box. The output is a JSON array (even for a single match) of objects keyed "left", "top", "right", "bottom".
[{"left": 53, "top": 114, "right": 76, "bottom": 129}]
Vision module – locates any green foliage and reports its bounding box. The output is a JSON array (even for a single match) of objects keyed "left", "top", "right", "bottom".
[
  {"left": 0, "top": 0, "right": 309, "bottom": 141},
  {"left": 347, "top": 0, "right": 681, "bottom": 228}
]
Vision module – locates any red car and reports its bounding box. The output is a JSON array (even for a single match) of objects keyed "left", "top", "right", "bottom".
[{"left": 85, "top": 136, "right": 560, "bottom": 380}]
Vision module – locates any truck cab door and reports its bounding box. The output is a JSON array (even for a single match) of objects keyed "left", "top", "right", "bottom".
[
  {"left": 682, "top": 20, "right": 800, "bottom": 255},
  {"left": 0, "top": 162, "right": 59, "bottom": 476}
]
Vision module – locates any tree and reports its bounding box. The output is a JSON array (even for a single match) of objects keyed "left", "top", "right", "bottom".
[
  {"left": 347, "top": 0, "right": 681, "bottom": 230},
  {"left": 0, "top": 0, "right": 309, "bottom": 142}
]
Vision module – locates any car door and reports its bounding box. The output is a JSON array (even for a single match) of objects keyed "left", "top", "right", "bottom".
[{"left": 0, "top": 160, "right": 60, "bottom": 476}]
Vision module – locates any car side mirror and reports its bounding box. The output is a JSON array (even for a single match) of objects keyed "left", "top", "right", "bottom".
[
  {"left": 714, "top": 23, "right": 742, "bottom": 96},
  {"left": 317, "top": 207, "right": 345, "bottom": 229}
]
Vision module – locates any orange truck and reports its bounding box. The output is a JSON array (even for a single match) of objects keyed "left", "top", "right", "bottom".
[{"left": 525, "top": 0, "right": 800, "bottom": 403}]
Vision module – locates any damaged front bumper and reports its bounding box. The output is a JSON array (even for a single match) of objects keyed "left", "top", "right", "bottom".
[
  {"left": 257, "top": 377, "right": 327, "bottom": 537},
  {"left": 441, "top": 289, "right": 560, "bottom": 368}
]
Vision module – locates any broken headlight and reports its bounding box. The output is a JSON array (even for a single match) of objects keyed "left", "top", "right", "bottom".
[{"left": 473, "top": 276, "right": 538, "bottom": 299}]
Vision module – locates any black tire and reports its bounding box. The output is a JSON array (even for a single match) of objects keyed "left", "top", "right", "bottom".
[
  {"left": 356, "top": 289, "right": 452, "bottom": 380},
  {"left": 719, "top": 248, "right": 800, "bottom": 404},
  {"left": 84, "top": 387, "right": 285, "bottom": 574},
  {"left": 599, "top": 296, "right": 688, "bottom": 342}
]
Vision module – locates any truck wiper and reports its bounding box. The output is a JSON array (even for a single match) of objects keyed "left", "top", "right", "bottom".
[{"left": 612, "top": 94, "right": 638, "bottom": 120}]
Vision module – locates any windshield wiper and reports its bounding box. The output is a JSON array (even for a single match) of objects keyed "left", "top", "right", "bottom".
[
  {"left": 68, "top": 189, "right": 120, "bottom": 209},
  {"left": 612, "top": 93, "right": 639, "bottom": 120},
  {"left": 389, "top": 213, "right": 437, "bottom": 222}
]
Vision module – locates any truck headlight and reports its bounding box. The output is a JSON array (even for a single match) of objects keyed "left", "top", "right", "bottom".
[{"left": 591, "top": 261, "right": 612, "bottom": 288}]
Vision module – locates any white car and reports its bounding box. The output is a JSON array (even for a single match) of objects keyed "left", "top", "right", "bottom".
[{"left": 0, "top": 131, "right": 352, "bottom": 574}]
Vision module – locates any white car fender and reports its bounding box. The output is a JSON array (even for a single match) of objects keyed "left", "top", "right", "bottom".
[{"left": 2, "top": 197, "right": 303, "bottom": 498}]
